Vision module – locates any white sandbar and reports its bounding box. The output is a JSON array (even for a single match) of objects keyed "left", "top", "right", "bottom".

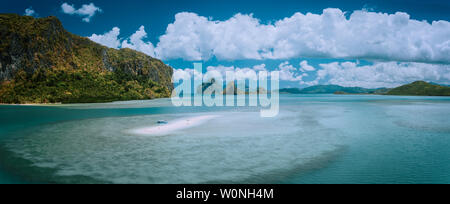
[{"left": 130, "top": 115, "right": 220, "bottom": 136}]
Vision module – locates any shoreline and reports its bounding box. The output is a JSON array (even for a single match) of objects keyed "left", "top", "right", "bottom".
[
  {"left": 2, "top": 94, "right": 450, "bottom": 106},
  {"left": 0, "top": 103, "right": 63, "bottom": 106},
  {"left": 0, "top": 97, "right": 170, "bottom": 106}
]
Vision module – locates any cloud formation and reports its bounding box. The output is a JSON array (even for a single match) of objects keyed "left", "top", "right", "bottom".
[
  {"left": 89, "top": 9, "right": 450, "bottom": 63},
  {"left": 172, "top": 64, "right": 268, "bottom": 83},
  {"left": 24, "top": 7, "right": 37, "bottom": 17},
  {"left": 300, "top": 60, "right": 315, "bottom": 72},
  {"left": 207, "top": 65, "right": 268, "bottom": 81},
  {"left": 173, "top": 68, "right": 202, "bottom": 81},
  {"left": 61, "top": 3, "right": 102, "bottom": 22},
  {"left": 314, "top": 61, "right": 450, "bottom": 88},
  {"left": 155, "top": 9, "right": 450, "bottom": 63},
  {"left": 87, "top": 9, "right": 450, "bottom": 87},
  {"left": 89, "top": 26, "right": 157, "bottom": 57},
  {"left": 89, "top": 27, "right": 121, "bottom": 49},
  {"left": 172, "top": 62, "right": 313, "bottom": 84},
  {"left": 121, "top": 26, "right": 156, "bottom": 57},
  {"left": 277, "top": 62, "right": 305, "bottom": 81},
  {"left": 172, "top": 60, "right": 450, "bottom": 88}
]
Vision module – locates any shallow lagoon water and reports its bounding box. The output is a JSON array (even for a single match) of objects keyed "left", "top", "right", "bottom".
[{"left": 0, "top": 95, "right": 449, "bottom": 184}]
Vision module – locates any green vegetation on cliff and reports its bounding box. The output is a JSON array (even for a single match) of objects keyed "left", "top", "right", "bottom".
[
  {"left": 386, "top": 81, "right": 450, "bottom": 96},
  {"left": 0, "top": 14, "right": 173, "bottom": 104}
]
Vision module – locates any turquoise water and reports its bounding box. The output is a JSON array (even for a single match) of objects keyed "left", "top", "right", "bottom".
[{"left": 0, "top": 95, "right": 449, "bottom": 184}]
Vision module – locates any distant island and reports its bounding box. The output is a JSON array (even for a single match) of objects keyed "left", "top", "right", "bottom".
[
  {"left": 278, "top": 85, "right": 391, "bottom": 95},
  {"left": 278, "top": 81, "right": 450, "bottom": 96},
  {"left": 196, "top": 78, "right": 267, "bottom": 95},
  {"left": 386, "top": 81, "right": 450, "bottom": 96},
  {"left": 0, "top": 14, "right": 173, "bottom": 104},
  {"left": 194, "top": 78, "right": 450, "bottom": 97}
]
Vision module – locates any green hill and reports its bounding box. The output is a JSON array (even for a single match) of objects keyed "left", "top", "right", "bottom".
[
  {"left": 300, "top": 85, "right": 371, "bottom": 94},
  {"left": 429, "top": 82, "right": 450, "bottom": 87},
  {"left": 279, "top": 82, "right": 450, "bottom": 96},
  {"left": 278, "top": 88, "right": 303, "bottom": 94},
  {"left": 196, "top": 79, "right": 267, "bottom": 95},
  {"left": 0, "top": 14, "right": 173, "bottom": 104},
  {"left": 386, "top": 81, "right": 450, "bottom": 96}
]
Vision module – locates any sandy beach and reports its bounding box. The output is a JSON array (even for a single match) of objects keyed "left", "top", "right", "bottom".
[{"left": 129, "top": 115, "right": 221, "bottom": 136}]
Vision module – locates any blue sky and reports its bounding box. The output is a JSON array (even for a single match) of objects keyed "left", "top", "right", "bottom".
[{"left": 2, "top": 0, "right": 450, "bottom": 88}]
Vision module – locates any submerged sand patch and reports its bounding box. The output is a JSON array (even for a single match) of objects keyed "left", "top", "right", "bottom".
[{"left": 129, "top": 115, "right": 221, "bottom": 136}]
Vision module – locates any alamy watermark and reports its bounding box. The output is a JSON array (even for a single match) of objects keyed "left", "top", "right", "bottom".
[{"left": 171, "top": 63, "right": 280, "bottom": 117}]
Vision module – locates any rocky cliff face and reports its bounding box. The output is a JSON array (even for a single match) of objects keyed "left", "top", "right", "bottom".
[{"left": 0, "top": 14, "right": 173, "bottom": 103}]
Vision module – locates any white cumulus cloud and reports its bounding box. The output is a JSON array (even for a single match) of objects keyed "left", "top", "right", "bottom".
[
  {"left": 86, "top": 9, "right": 450, "bottom": 88},
  {"left": 89, "top": 26, "right": 156, "bottom": 57},
  {"left": 89, "top": 27, "right": 121, "bottom": 49},
  {"left": 277, "top": 61, "right": 304, "bottom": 81},
  {"left": 173, "top": 64, "right": 268, "bottom": 83},
  {"left": 172, "top": 68, "right": 202, "bottom": 81},
  {"left": 152, "top": 9, "right": 450, "bottom": 63},
  {"left": 206, "top": 64, "right": 268, "bottom": 81},
  {"left": 299, "top": 60, "right": 316, "bottom": 72},
  {"left": 121, "top": 26, "right": 156, "bottom": 57},
  {"left": 313, "top": 61, "right": 450, "bottom": 88},
  {"left": 154, "top": 12, "right": 275, "bottom": 61},
  {"left": 61, "top": 2, "right": 102, "bottom": 22},
  {"left": 90, "top": 9, "right": 450, "bottom": 64},
  {"left": 172, "top": 62, "right": 315, "bottom": 85},
  {"left": 24, "top": 7, "right": 37, "bottom": 17}
]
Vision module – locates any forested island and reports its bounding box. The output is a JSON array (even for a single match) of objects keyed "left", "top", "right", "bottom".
[
  {"left": 0, "top": 14, "right": 173, "bottom": 104},
  {"left": 278, "top": 81, "right": 450, "bottom": 96}
]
